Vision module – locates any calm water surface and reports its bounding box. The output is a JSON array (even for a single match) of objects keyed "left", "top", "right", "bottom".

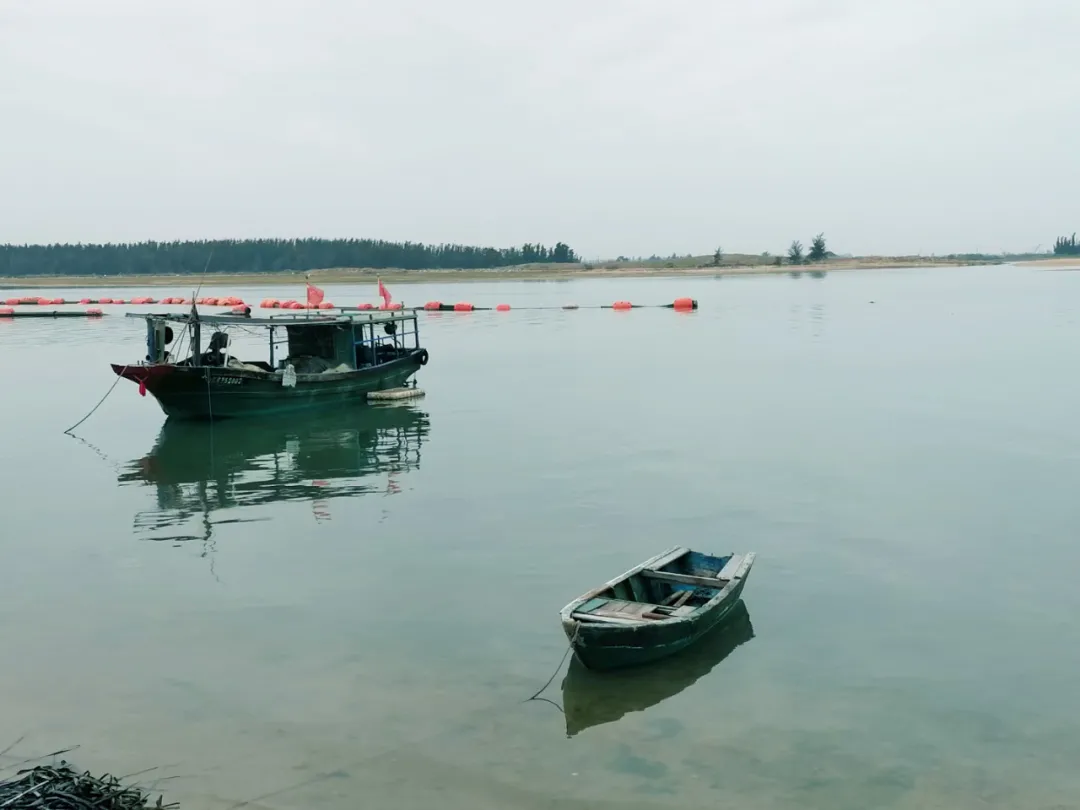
[{"left": 1, "top": 267, "right": 1079, "bottom": 809}]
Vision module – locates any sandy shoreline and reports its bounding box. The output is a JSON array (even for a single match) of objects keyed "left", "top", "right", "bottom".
[{"left": 0, "top": 256, "right": 1072, "bottom": 289}]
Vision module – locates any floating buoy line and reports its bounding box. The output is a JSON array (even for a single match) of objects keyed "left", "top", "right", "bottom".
[{"left": 1, "top": 296, "right": 698, "bottom": 318}]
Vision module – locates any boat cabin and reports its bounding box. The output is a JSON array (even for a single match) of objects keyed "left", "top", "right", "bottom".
[{"left": 131, "top": 309, "right": 422, "bottom": 375}]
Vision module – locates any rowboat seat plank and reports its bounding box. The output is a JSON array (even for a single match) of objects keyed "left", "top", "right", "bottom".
[{"left": 640, "top": 569, "right": 727, "bottom": 590}]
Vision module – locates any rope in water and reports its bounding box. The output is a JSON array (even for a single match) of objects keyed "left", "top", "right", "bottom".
[
  {"left": 63, "top": 365, "right": 129, "bottom": 435},
  {"left": 524, "top": 622, "right": 581, "bottom": 703}
]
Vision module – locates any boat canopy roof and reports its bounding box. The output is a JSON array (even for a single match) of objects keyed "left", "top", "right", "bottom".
[{"left": 125, "top": 310, "right": 417, "bottom": 328}]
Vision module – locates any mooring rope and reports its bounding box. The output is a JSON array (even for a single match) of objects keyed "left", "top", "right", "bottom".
[
  {"left": 63, "top": 365, "right": 129, "bottom": 435},
  {"left": 524, "top": 622, "right": 580, "bottom": 703}
]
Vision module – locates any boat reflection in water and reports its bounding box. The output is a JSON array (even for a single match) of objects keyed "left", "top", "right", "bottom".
[
  {"left": 119, "top": 402, "right": 429, "bottom": 547},
  {"left": 559, "top": 600, "right": 754, "bottom": 737}
]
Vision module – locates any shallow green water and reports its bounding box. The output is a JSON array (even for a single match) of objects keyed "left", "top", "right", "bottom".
[{"left": 2, "top": 267, "right": 1079, "bottom": 809}]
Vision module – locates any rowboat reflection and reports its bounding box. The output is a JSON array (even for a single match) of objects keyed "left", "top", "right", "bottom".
[{"left": 559, "top": 599, "right": 754, "bottom": 737}]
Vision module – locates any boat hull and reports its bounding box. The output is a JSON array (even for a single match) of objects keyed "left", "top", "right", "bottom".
[
  {"left": 561, "top": 574, "right": 750, "bottom": 671},
  {"left": 111, "top": 350, "right": 426, "bottom": 420},
  {"left": 560, "top": 600, "right": 754, "bottom": 736}
]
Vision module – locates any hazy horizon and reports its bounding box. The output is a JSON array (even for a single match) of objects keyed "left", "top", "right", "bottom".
[{"left": 2, "top": 0, "right": 1077, "bottom": 259}]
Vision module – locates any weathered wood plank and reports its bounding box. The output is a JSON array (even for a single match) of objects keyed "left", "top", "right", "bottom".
[
  {"left": 716, "top": 554, "right": 745, "bottom": 580},
  {"left": 571, "top": 613, "right": 646, "bottom": 626},
  {"left": 576, "top": 597, "right": 609, "bottom": 614},
  {"left": 588, "top": 601, "right": 659, "bottom": 620},
  {"left": 640, "top": 569, "right": 728, "bottom": 590},
  {"left": 671, "top": 589, "right": 694, "bottom": 608},
  {"left": 646, "top": 547, "right": 692, "bottom": 572}
]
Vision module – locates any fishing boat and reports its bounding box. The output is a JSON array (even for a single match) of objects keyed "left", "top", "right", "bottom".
[
  {"left": 111, "top": 307, "right": 429, "bottom": 420},
  {"left": 560, "top": 600, "right": 754, "bottom": 736},
  {"left": 559, "top": 546, "right": 755, "bottom": 671}
]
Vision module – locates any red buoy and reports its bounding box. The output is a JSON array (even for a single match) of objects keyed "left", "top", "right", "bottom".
[
  {"left": 424, "top": 301, "right": 442, "bottom": 310},
  {"left": 318, "top": 302, "right": 334, "bottom": 309},
  {"left": 4, "top": 298, "right": 17, "bottom": 306},
  {"left": 672, "top": 297, "right": 696, "bottom": 311},
  {"left": 20, "top": 297, "right": 38, "bottom": 305},
  {"left": 98, "top": 298, "right": 113, "bottom": 304},
  {"left": 86, "top": 308, "right": 103, "bottom": 316},
  {"left": 0, "top": 307, "right": 13, "bottom": 317},
  {"left": 380, "top": 302, "right": 403, "bottom": 311},
  {"left": 358, "top": 303, "right": 374, "bottom": 310},
  {"left": 79, "top": 298, "right": 92, "bottom": 304},
  {"left": 612, "top": 301, "right": 633, "bottom": 310},
  {"left": 454, "top": 302, "right": 474, "bottom": 312},
  {"left": 496, "top": 303, "right": 511, "bottom": 311},
  {"left": 51, "top": 298, "right": 66, "bottom": 305}
]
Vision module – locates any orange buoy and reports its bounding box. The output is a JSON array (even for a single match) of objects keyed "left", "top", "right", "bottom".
[
  {"left": 380, "top": 302, "right": 403, "bottom": 311},
  {"left": 51, "top": 297, "right": 66, "bottom": 305},
  {"left": 612, "top": 300, "right": 633, "bottom": 310},
  {"left": 496, "top": 303, "right": 511, "bottom": 311},
  {"left": 318, "top": 302, "right": 334, "bottom": 309},
  {"left": 4, "top": 298, "right": 17, "bottom": 306},
  {"left": 79, "top": 298, "right": 91, "bottom": 304},
  {"left": 98, "top": 298, "right": 113, "bottom": 304},
  {"left": 672, "top": 297, "right": 696, "bottom": 311},
  {"left": 358, "top": 303, "right": 374, "bottom": 310},
  {"left": 0, "top": 307, "right": 13, "bottom": 317},
  {"left": 36, "top": 297, "right": 51, "bottom": 305},
  {"left": 424, "top": 301, "right": 442, "bottom": 310},
  {"left": 454, "top": 302, "right": 474, "bottom": 312},
  {"left": 86, "top": 308, "right": 103, "bottom": 316}
]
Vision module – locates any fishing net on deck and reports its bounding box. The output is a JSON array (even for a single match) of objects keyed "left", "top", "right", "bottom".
[{"left": 0, "top": 762, "right": 176, "bottom": 810}]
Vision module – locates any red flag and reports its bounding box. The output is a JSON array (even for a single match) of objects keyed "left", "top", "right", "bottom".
[
  {"left": 378, "top": 278, "right": 391, "bottom": 308},
  {"left": 306, "top": 283, "right": 325, "bottom": 307}
]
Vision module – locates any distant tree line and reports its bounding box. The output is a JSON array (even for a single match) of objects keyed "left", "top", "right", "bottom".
[
  {"left": 0, "top": 238, "right": 580, "bottom": 277},
  {"left": 1053, "top": 233, "right": 1079, "bottom": 256}
]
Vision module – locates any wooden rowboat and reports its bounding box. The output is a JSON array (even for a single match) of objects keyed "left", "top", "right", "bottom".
[{"left": 559, "top": 546, "right": 755, "bottom": 671}]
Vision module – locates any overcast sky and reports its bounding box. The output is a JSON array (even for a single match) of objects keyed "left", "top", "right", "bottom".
[{"left": 1, "top": 0, "right": 1077, "bottom": 258}]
